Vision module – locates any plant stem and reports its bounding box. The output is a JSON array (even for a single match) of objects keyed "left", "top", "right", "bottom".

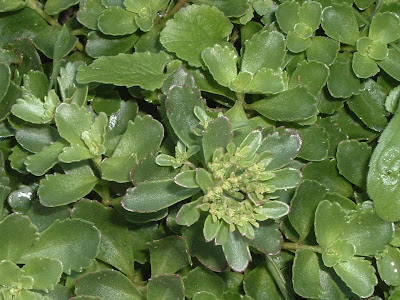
[
  {"left": 368, "top": 0, "right": 382, "bottom": 22},
  {"left": 229, "top": 26, "right": 240, "bottom": 45},
  {"left": 26, "top": 0, "right": 60, "bottom": 27},
  {"left": 282, "top": 242, "right": 324, "bottom": 254}
]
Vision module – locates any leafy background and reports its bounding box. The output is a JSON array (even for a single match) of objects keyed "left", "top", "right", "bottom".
[{"left": 0, "top": 0, "right": 400, "bottom": 299}]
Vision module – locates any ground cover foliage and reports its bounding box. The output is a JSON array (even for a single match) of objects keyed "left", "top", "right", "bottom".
[{"left": 0, "top": 0, "right": 400, "bottom": 299}]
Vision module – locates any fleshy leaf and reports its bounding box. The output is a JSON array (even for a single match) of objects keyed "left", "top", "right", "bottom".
[
  {"left": 241, "top": 30, "right": 286, "bottom": 74},
  {"left": 201, "top": 44, "right": 238, "bottom": 87},
  {"left": 352, "top": 52, "right": 379, "bottom": 79},
  {"left": 321, "top": 3, "right": 359, "bottom": 45},
  {"left": 22, "top": 258, "right": 63, "bottom": 292},
  {"left": 149, "top": 236, "right": 191, "bottom": 276},
  {"left": 0, "top": 63, "right": 10, "bottom": 103},
  {"left": 336, "top": 140, "right": 371, "bottom": 189},
  {"left": 289, "top": 180, "right": 327, "bottom": 241},
  {"left": 369, "top": 12, "right": 400, "bottom": 45},
  {"left": 77, "top": 52, "right": 171, "bottom": 90},
  {"left": 123, "top": 179, "right": 199, "bottom": 212},
  {"left": 247, "top": 220, "right": 281, "bottom": 255},
  {"left": 327, "top": 52, "right": 360, "bottom": 98},
  {"left": 293, "top": 249, "right": 323, "bottom": 298},
  {"left": 38, "top": 172, "right": 98, "bottom": 207},
  {"left": 0, "top": 260, "right": 23, "bottom": 286},
  {"left": 44, "top": 0, "right": 80, "bottom": 15},
  {"left": 367, "top": 107, "right": 400, "bottom": 221},
  {"left": 183, "top": 266, "right": 224, "bottom": 299},
  {"left": 243, "top": 262, "right": 281, "bottom": 299},
  {"left": 222, "top": 231, "right": 251, "bottom": 272},
  {"left": 160, "top": 4, "right": 233, "bottom": 67},
  {"left": 98, "top": 7, "right": 139, "bottom": 36},
  {"left": 0, "top": 213, "right": 39, "bottom": 262},
  {"left": 377, "top": 246, "right": 400, "bottom": 286},
  {"left": 71, "top": 200, "right": 135, "bottom": 280},
  {"left": 165, "top": 85, "right": 203, "bottom": 147},
  {"left": 333, "top": 257, "right": 377, "bottom": 298},
  {"left": 249, "top": 87, "right": 318, "bottom": 123},
  {"left": 297, "top": 124, "right": 329, "bottom": 161},
  {"left": 75, "top": 270, "right": 144, "bottom": 300},
  {"left": 147, "top": 274, "right": 185, "bottom": 300},
  {"left": 259, "top": 127, "right": 302, "bottom": 171},
  {"left": 174, "top": 170, "right": 198, "bottom": 189},
  {"left": 377, "top": 48, "right": 400, "bottom": 82},
  {"left": 202, "top": 116, "right": 233, "bottom": 163},
  {"left": 306, "top": 36, "right": 340, "bottom": 66},
  {"left": 21, "top": 218, "right": 101, "bottom": 274}
]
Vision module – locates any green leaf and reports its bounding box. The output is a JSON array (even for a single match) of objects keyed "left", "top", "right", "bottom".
[
  {"left": 16, "top": 124, "right": 59, "bottom": 153},
  {"left": 222, "top": 231, "right": 251, "bottom": 272},
  {"left": 249, "top": 87, "right": 318, "bottom": 123},
  {"left": 289, "top": 180, "right": 327, "bottom": 241},
  {"left": 22, "top": 258, "right": 63, "bottom": 292},
  {"left": 0, "top": 0, "right": 25, "bottom": 12},
  {"left": 21, "top": 218, "right": 101, "bottom": 274},
  {"left": 297, "top": 124, "right": 329, "bottom": 161},
  {"left": 354, "top": 0, "right": 374, "bottom": 9},
  {"left": 201, "top": 44, "right": 238, "bottom": 87},
  {"left": 245, "top": 68, "right": 286, "bottom": 94},
  {"left": 385, "top": 85, "right": 400, "bottom": 114},
  {"left": 75, "top": 270, "right": 144, "bottom": 300},
  {"left": 243, "top": 262, "right": 282, "bottom": 300},
  {"left": 306, "top": 36, "right": 340, "bottom": 66},
  {"left": 275, "top": 1, "right": 300, "bottom": 33},
  {"left": 71, "top": 200, "right": 135, "bottom": 280},
  {"left": 26, "top": 199, "right": 70, "bottom": 232},
  {"left": 303, "top": 159, "right": 353, "bottom": 197},
  {"left": 193, "top": 0, "right": 249, "bottom": 17},
  {"left": 44, "top": 0, "right": 80, "bottom": 15},
  {"left": 147, "top": 274, "right": 185, "bottom": 300},
  {"left": 183, "top": 266, "right": 225, "bottom": 299},
  {"left": 77, "top": 52, "right": 171, "bottom": 90},
  {"left": 149, "top": 236, "right": 191, "bottom": 276},
  {"left": 259, "top": 127, "right": 301, "bottom": 171},
  {"left": 203, "top": 215, "right": 220, "bottom": 242},
  {"left": 0, "top": 82, "right": 22, "bottom": 122},
  {"left": 289, "top": 60, "right": 330, "bottom": 96},
  {"left": 298, "top": 1, "right": 322, "bottom": 31},
  {"left": 377, "top": 48, "right": 400, "bottom": 82},
  {"left": 104, "top": 100, "right": 138, "bottom": 156},
  {"left": 0, "top": 260, "right": 22, "bottom": 286},
  {"left": 352, "top": 52, "right": 379, "bottom": 78},
  {"left": 192, "top": 292, "right": 218, "bottom": 300},
  {"left": 160, "top": 4, "right": 233, "bottom": 67},
  {"left": 7, "top": 184, "right": 35, "bottom": 214},
  {"left": 174, "top": 170, "right": 198, "bottom": 188},
  {"left": 377, "top": 246, "right": 400, "bottom": 286},
  {"left": 123, "top": 179, "right": 199, "bottom": 212},
  {"left": 247, "top": 220, "right": 281, "bottom": 255},
  {"left": 327, "top": 52, "right": 360, "bottom": 98},
  {"left": 50, "top": 26, "right": 78, "bottom": 89},
  {"left": 25, "top": 140, "right": 68, "bottom": 176},
  {"left": 203, "top": 116, "right": 233, "bottom": 163},
  {"left": 0, "top": 214, "right": 39, "bottom": 262},
  {"left": 321, "top": 3, "right": 359, "bottom": 45},
  {"left": 369, "top": 12, "right": 400, "bottom": 45},
  {"left": 336, "top": 140, "right": 371, "bottom": 189},
  {"left": 368, "top": 107, "right": 400, "bottom": 221},
  {"left": 241, "top": 30, "right": 286, "bottom": 74},
  {"left": 86, "top": 31, "right": 139, "bottom": 59},
  {"left": 0, "top": 8, "right": 49, "bottom": 48},
  {"left": 333, "top": 257, "right": 377, "bottom": 298},
  {"left": 315, "top": 200, "right": 347, "bottom": 249},
  {"left": 39, "top": 172, "right": 98, "bottom": 207},
  {"left": 341, "top": 201, "right": 394, "bottom": 256},
  {"left": 0, "top": 63, "right": 10, "bottom": 103},
  {"left": 165, "top": 85, "right": 203, "bottom": 147},
  {"left": 98, "top": 7, "right": 139, "bottom": 36},
  {"left": 176, "top": 199, "right": 201, "bottom": 226},
  {"left": 347, "top": 80, "right": 388, "bottom": 132},
  {"left": 292, "top": 249, "right": 323, "bottom": 299},
  {"left": 102, "top": 115, "right": 163, "bottom": 182},
  {"left": 55, "top": 103, "right": 91, "bottom": 149},
  {"left": 267, "top": 168, "right": 301, "bottom": 189},
  {"left": 286, "top": 31, "right": 312, "bottom": 53},
  {"left": 11, "top": 90, "right": 59, "bottom": 124},
  {"left": 77, "top": 0, "right": 105, "bottom": 30},
  {"left": 182, "top": 218, "right": 227, "bottom": 272}
]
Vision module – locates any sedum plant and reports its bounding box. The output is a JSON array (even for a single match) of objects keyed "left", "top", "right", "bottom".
[{"left": 0, "top": 0, "right": 400, "bottom": 299}]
